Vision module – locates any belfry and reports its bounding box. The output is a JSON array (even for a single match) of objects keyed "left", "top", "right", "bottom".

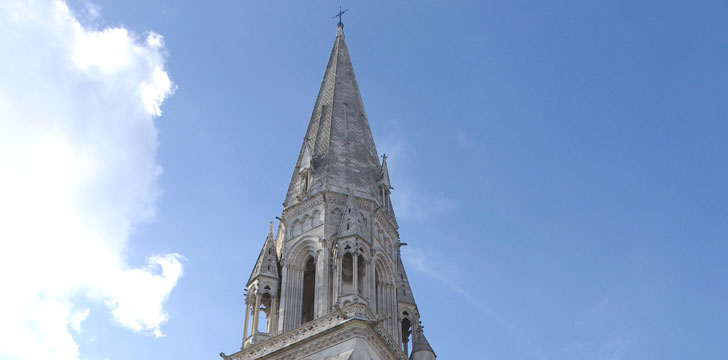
[{"left": 221, "top": 21, "right": 436, "bottom": 360}]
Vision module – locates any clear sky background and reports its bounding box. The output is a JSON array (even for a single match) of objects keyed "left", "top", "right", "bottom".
[{"left": 1, "top": 1, "right": 726, "bottom": 359}]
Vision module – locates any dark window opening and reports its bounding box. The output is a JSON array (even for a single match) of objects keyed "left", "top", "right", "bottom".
[
  {"left": 375, "top": 269, "right": 380, "bottom": 308},
  {"left": 401, "top": 318, "right": 412, "bottom": 356},
  {"left": 342, "top": 253, "right": 353, "bottom": 294},
  {"left": 301, "top": 257, "right": 316, "bottom": 324},
  {"left": 302, "top": 174, "right": 309, "bottom": 193},
  {"left": 258, "top": 293, "right": 271, "bottom": 333}
]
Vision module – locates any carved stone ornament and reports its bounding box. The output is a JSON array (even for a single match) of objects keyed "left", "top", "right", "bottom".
[
  {"left": 225, "top": 304, "right": 407, "bottom": 360},
  {"left": 286, "top": 196, "right": 324, "bottom": 218}
]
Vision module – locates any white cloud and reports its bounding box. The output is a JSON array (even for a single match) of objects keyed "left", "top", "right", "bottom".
[
  {"left": 106, "top": 254, "right": 184, "bottom": 338},
  {"left": 70, "top": 309, "right": 90, "bottom": 333},
  {"left": 0, "top": 1, "right": 181, "bottom": 359}
]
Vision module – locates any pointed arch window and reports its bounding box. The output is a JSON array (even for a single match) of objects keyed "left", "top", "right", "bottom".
[
  {"left": 301, "top": 257, "right": 316, "bottom": 324},
  {"left": 258, "top": 293, "right": 271, "bottom": 333},
  {"left": 299, "top": 172, "right": 310, "bottom": 194},
  {"left": 375, "top": 269, "right": 381, "bottom": 308},
  {"left": 341, "top": 253, "right": 354, "bottom": 294},
  {"left": 401, "top": 316, "right": 412, "bottom": 356}
]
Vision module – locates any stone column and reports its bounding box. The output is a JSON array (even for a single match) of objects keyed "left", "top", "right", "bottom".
[
  {"left": 391, "top": 284, "right": 399, "bottom": 344},
  {"left": 270, "top": 296, "right": 279, "bottom": 335},
  {"left": 385, "top": 284, "right": 391, "bottom": 338},
  {"left": 336, "top": 254, "right": 342, "bottom": 299},
  {"left": 316, "top": 249, "right": 329, "bottom": 318},
  {"left": 369, "top": 259, "right": 375, "bottom": 306},
  {"left": 353, "top": 253, "right": 358, "bottom": 295},
  {"left": 252, "top": 293, "right": 262, "bottom": 335},
  {"left": 283, "top": 265, "right": 302, "bottom": 330},
  {"left": 277, "top": 264, "right": 289, "bottom": 332},
  {"left": 284, "top": 267, "right": 293, "bottom": 331},
  {"left": 242, "top": 300, "right": 250, "bottom": 342},
  {"left": 292, "top": 266, "right": 301, "bottom": 327},
  {"left": 365, "top": 258, "right": 372, "bottom": 299}
]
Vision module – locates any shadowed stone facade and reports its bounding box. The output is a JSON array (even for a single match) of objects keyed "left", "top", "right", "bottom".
[{"left": 221, "top": 23, "right": 436, "bottom": 360}]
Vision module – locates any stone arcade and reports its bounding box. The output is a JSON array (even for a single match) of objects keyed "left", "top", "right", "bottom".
[{"left": 221, "top": 22, "right": 436, "bottom": 360}]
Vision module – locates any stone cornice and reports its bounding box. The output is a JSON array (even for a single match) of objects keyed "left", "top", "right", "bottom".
[
  {"left": 283, "top": 194, "right": 324, "bottom": 218},
  {"left": 222, "top": 304, "right": 407, "bottom": 360},
  {"left": 373, "top": 206, "right": 399, "bottom": 240}
]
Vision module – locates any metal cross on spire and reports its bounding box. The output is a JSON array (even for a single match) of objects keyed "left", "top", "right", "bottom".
[{"left": 333, "top": 6, "right": 348, "bottom": 26}]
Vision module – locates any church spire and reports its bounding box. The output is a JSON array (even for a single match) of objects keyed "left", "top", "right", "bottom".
[
  {"left": 224, "top": 22, "right": 435, "bottom": 360},
  {"left": 284, "top": 21, "right": 382, "bottom": 208}
]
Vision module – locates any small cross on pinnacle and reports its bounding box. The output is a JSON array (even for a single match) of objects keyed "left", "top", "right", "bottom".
[{"left": 333, "top": 6, "right": 348, "bottom": 26}]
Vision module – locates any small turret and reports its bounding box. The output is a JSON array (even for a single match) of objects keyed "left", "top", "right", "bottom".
[
  {"left": 242, "top": 222, "right": 280, "bottom": 348},
  {"left": 411, "top": 323, "right": 437, "bottom": 360},
  {"left": 247, "top": 223, "right": 280, "bottom": 286}
]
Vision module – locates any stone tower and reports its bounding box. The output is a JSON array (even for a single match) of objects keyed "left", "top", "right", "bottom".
[{"left": 221, "top": 22, "right": 436, "bottom": 360}]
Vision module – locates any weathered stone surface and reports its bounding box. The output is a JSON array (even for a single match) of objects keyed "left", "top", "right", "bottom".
[{"left": 283, "top": 24, "right": 387, "bottom": 209}]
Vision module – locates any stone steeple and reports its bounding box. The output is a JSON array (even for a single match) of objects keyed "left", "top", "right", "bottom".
[{"left": 222, "top": 23, "right": 435, "bottom": 360}]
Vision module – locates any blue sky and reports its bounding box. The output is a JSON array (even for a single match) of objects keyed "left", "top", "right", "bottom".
[{"left": 1, "top": 1, "right": 726, "bottom": 359}]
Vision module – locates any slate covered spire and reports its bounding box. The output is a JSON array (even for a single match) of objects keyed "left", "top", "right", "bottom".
[{"left": 284, "top": 23, "right": 382, "bottom": 207}]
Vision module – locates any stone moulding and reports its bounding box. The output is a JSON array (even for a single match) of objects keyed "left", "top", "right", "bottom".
[
  {"left": 373, "top": 208, "right": 398, "bottom": 239},
  {"left": 285, "top": 195, "right": 324, "bottom": 218},
  {"left": 222, "top": 304, "right": 407, "bottom": 360}
]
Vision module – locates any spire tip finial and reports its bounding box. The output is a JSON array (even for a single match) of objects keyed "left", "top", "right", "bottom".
[{"left": 333, "top": 7, "right": 348, "bottom": 30}]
